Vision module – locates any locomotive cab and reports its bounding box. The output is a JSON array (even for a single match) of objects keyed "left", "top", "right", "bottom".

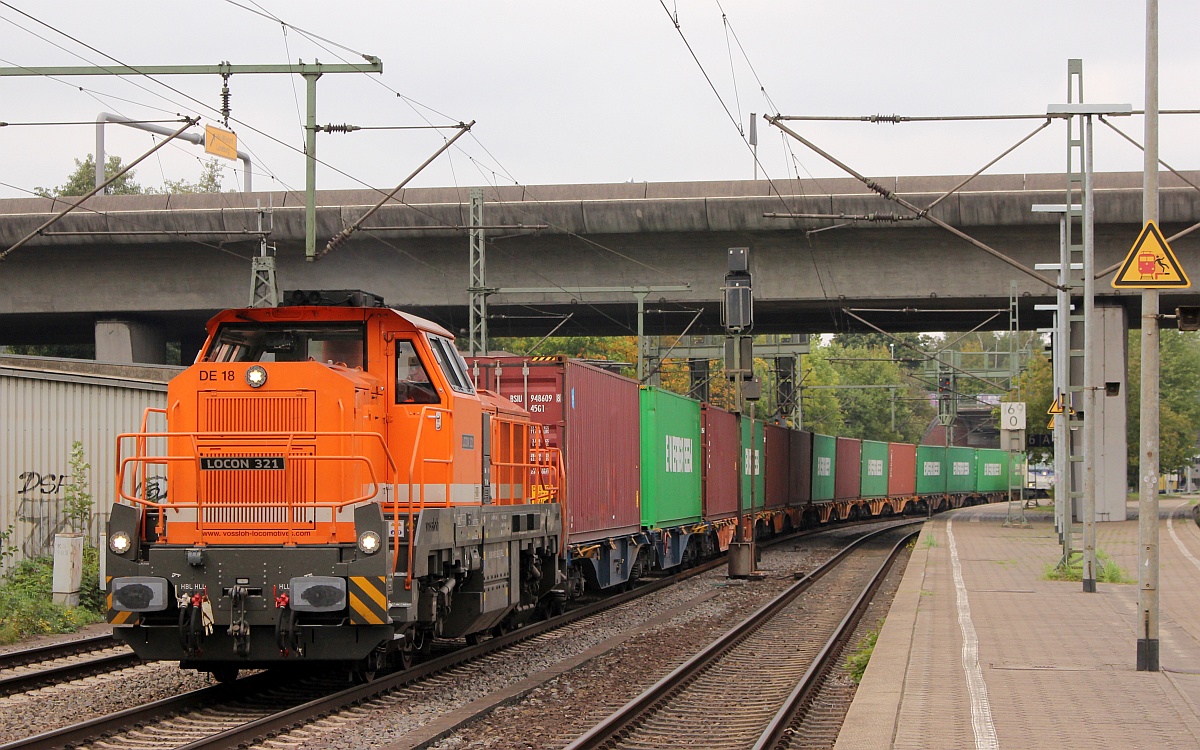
[{"left": 106, "top": 290, "right": 562, "bottom": 680}]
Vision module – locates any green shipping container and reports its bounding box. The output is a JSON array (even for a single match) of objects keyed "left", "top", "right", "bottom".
[
  {"left": 640, "top": 387, "right": 703, "bottom": 528},
  {"left": 812, "top": 433, "right": 837, "bottom": 502},
  {"left": 975, "top": 448, "right": 1010, "bottom": 493},
  {"left": 1010, "top": 452, "right": 1026, "bottom": 489},
  {"left": 946, "top": 447, "right": 977, "bottom": 493},
  {"left": 860, "top": 440, "right": 889, "bottom": 498},
  {"left": 915, "top": 446, "right": 947, "bottom": 494},
  {"left": 740, "top": 416, "right": 765, "bottom": 511}
]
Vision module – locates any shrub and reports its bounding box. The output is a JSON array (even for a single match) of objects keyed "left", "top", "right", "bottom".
[
  {"left": 0, "top": 552, "right": 104, "bottom": 645},
  {"left": 845, "top": 622, "right": 882, "bottom": 683}
]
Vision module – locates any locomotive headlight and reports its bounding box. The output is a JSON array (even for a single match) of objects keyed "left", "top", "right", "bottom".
[
  {"left": 357, "top": 530, "right": 382, "bottom": 555},
  {"left": 245, "top": 365, "right": 268, "bottom": 388},
  {"left": 109, "top": 531, "right": 132, "bottom": 555}
]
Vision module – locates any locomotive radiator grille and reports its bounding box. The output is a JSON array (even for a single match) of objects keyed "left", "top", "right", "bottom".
[
  {"left": 198, "top": 391, "right": 317, "bottom": 527},
  {"left": 200, "top": 448, "right": 315, "bottom": 526},
  {"left": 202, "top": 392, "right": 313, "bottom": 433}
]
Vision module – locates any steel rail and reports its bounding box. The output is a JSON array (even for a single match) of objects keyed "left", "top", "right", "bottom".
[
  {"left": 563, "top": 520, "right": 923, "bottom": 750},
  {"left": 0, "top": 650, "right": 141, "bottom": 696},
  {"left": 0, "top": 674, "right": 280, "bottom": 750},
  {"left": 166, "top": 520, "right": 908, "bottom": 750},
  {"left": 2, "top": 519, "right": 915, "bottom": 750},
  {"left": 0, "top": 633, "right": 115, "bottom": 670},
  {"left": 751, "top": 530, "right": 917, "bottom": 750}
]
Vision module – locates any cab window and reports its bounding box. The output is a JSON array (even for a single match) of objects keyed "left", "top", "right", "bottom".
[
  {"left": 395, "top": 341, "right": 439, "bottom": 404},
  {"left": 428, "top": 335, "right": 474, "bottom": 394},
  {"left": 204, "top": 324, "right": 366, "bottom": 369}
]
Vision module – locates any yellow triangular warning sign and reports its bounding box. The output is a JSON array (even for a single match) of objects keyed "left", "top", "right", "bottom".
[
  {"left": 1047, "top": 415, "right": 1055, "bottom": 430},
  {"left": 1048, "top": 396, "right": 1064, "bottom": 415},
  {"left": 1112, "top": 222, "right": 1190, "bottom": 289}
]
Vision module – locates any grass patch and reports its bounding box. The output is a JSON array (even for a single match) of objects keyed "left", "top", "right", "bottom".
[
  {"left": 0, "top": 546, "right": 105, "bottom": 645},
  {"left": 1042, "top": 549, "right": 1134, "bottom": 584},
  {"left": 845, "top": 621, "right": 883, "bottom": 684},
  {"left": 922, "top": 534, "right": 938, "bottom": 549}
]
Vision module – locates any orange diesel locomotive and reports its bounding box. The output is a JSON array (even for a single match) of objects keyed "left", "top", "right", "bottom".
[{"left": 105, "top": 290, "right": 562, "bottom": 681}]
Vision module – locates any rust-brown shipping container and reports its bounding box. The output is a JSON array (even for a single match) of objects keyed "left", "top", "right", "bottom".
[
  {"left": 888, "top": 442, "right": 916, "bottom": 497},
  {"left": 834, "top": 437, "right": 862, "bottom": 501},
  {"left": 701, "top": 404, "right": 739, "bottom": 520},
  {"left": 764, "top": 423, "right": 790, "bottom": 508},
  {"left": 788, "top": 429, "right": 813, "bottom": 506},
  {"left": 466, "top": 356, "right": 641, "bottom": 543}
]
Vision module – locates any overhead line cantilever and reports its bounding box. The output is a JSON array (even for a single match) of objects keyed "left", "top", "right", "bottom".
[{"left": 765, "top": 115, "right": 1064, "bottom": 291}]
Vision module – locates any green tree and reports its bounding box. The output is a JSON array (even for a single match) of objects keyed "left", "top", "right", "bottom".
[
  {"left": 1004, "top": 350, "right": 1053, "bottom": 464},
  {"left": 34, "top": 154, "right": 142, "bottom": 197},
  {"left": 63, "top": 441, "right": 93, "bottom": 534},
  {"left": 1127, "top": 329, "right": 1200, "bottom": 480},
  {"left": 823, "top": 342, "right": 933, "bottom": 443},
  {"left": 798, "top": 340, "right": 845, "bottom": 436},
  {"left": 148, "top": 158, "right": 225, "bottom": 194},
  {"left": 5, "top": 343, "right": 96, "bottom": 359}
]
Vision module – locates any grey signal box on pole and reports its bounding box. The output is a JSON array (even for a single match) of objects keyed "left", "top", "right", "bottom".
[{"left": 723, "top": 247, "right": 753, "bottom": 332}]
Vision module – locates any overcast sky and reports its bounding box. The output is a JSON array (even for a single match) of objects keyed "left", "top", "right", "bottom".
[{"left": 1, "top": 1, "right": 1197, "bottom": 199}]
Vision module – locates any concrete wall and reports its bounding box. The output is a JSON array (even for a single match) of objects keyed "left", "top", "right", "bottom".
[{"left": 0, "top": 356, "right": 178, "bottom": 571}]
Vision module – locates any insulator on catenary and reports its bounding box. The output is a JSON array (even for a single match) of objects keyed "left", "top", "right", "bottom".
[
  {"left": 319, "top": 124, "right": 360, "bottom": 134},
  {"left": 220, "top": 74, "right": 231, "bottom": 128}
]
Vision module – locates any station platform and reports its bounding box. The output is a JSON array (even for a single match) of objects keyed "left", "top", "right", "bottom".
[{"left": 835, "top": 498, "right": 1200, "bottom": 749}]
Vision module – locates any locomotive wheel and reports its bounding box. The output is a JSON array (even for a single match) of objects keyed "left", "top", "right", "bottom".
[
  {"left": 349, "top": 659, "right": 377, "bottom": 684},
  {"left": 465, "top": 632, "right": 482, "bottom": 646},
  {"left": 399, "top": 642, "right": 415, "bottom": 670},
  {"left": 210, "top": 667, "right": 239, "bottom": 684}
]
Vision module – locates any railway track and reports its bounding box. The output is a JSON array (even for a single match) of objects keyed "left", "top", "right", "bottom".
[
  {"left": 0, "top": 517, "right": 915, "bottom": 750},
  {"left": 0, "top": 634, "right": 141, "bottom": 696},
  {"left": 1, "top": 526, "right": 762, "bottom": 750},
  {"left": 564, "top": 522, "right": 918, "bottom": 750}
]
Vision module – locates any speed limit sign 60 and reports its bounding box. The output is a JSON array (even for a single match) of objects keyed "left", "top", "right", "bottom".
[{"left": 1001, "top": 402, "right": 1026, "bottom": 430}]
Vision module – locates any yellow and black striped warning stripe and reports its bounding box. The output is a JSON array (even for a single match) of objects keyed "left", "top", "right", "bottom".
[
  {"left": 348, "top": 575, "right": 388, "bottom": 625},
  {"left": 105, "top": 576, "right": 139, "bottom": 625}
]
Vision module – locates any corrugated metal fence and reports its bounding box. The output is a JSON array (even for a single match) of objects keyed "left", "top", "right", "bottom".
[{"left": 0, "top": 356, "right": 180, "bottom": 573}]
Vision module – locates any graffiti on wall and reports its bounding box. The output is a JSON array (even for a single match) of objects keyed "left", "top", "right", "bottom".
[{"left": 6, "top": 469, "right": 167, "bottom": 561}]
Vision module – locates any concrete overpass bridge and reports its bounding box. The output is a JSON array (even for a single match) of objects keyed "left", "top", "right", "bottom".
[{"left": 1, "top": 170, "right": 1199, "bottom": 363}]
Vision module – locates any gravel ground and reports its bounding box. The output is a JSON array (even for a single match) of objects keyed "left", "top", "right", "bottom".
[
  {"left": 0, "top": 523, "right": 900, "bottom": 749},
  {"left": 422, "top": 527, "right": 910, "bottom": 750},
  {"left": 275, "top": 525, "right": 886, "bottom": 750},
  {"left": 0, "top": 660, "right": 215, "bottom": 742}
]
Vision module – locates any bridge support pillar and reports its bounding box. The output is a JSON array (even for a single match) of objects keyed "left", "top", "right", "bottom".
[{"left": 95, "top": 320, "right": 166, "bottom": 364}]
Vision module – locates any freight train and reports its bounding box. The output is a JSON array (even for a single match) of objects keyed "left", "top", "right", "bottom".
[{"left": 104, "top": 291, "right": 1014, "bottom": 682}]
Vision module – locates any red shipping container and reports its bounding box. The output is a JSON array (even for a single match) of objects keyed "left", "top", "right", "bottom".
[
  {"left": 701, "top": 404, "right": 739, "bottom": 520},
  {"left": 466, "top": 356, "right": 641, "bottom": 543},
  {"left": 764, "top": 423, "right": 790, "bottom": 508},
  {"left": 834, "top": 437, "right": 862, "bottom": 501},
  {"left": 888, "top": 442, "right": 917, "bottom": 497},
  {"left": 788, "top": 430, "right": 813, "bottom": 506}
]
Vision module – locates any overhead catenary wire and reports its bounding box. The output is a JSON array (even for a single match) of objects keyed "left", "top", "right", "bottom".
[
  {"left": 1, "top": 117, "right": 199, "bottom": 261},
  {"left": 219, "top": 1, "right": 709, "bottom": 306},
  {"left": 2, "top": 4, "right": 654, "bottom": 329},
  {"left": 0, "top": 3, "right": 386, "bottom": 202}
]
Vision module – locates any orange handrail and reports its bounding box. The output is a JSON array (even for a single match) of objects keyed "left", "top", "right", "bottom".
[
  {"left": 115, "top": 429, "right": 405, "bottom": 546},
  {"left": 402, "top": 406, "right": 454, "bottom": 587}
]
